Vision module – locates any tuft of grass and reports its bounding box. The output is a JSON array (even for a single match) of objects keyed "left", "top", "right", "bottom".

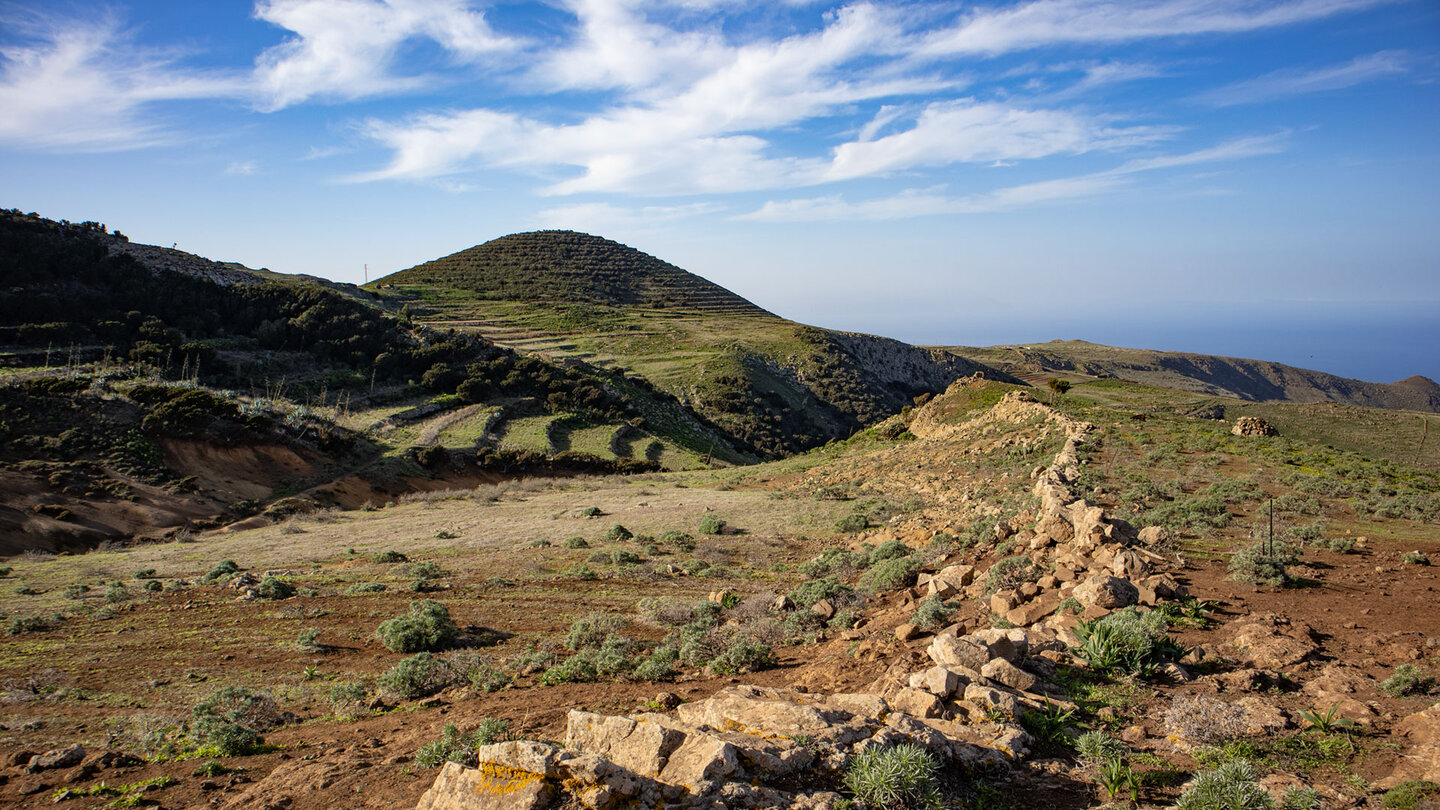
[{"left": 1175, "top": 759, "right": 1273, "bottom": 810}]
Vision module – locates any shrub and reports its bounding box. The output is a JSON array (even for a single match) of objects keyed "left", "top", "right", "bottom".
[
  {"left": 257, "top": 576, "right": 295, "bottom": 600},
  {"left": 659, "top": 531, "right": 696, "bottom": 551},
  {"left": 1280, "top": 788, "right": 1322, "bottom": 810},
  {"left": 566, "top": 614, "right": 624, "bottom": 652},
  {"left": 376, "top": 600, "right": 459, "bottom": 653},
  {"left": 202, "top": 559, "right": 241, "bottom": 584},
  {"left": 698, "top": 514, "right": 726, "bottom": 535},
  {"left": 104, "top": 580, "right": 129, "bottom": 604},
  {"left": 63, "top": 583, "right": 89, "bottom": 599},
  {"left": 373, "top": 550, "right": 409, "bottom": 563},
  {"left": 566, "top": 564, "right": 598, "bottom": 580},
  {"left": 7, "top": 614, "right": 57, "bottom": 635},
  {"left": 406, "top": 561, "right": 448, "bottom": 581},
  {"left": 1402, "top": 551, "right": 1431, "bottom": 566},
  {"left": 191, "top": 686, "right": 282, "bottom": 756},
  {"left": 1175, "top": 759, "right": 1274, "bottom": 810},
  {"left": 835, "top": 512, "right": 869, "bottom": 534},
  {"left": 709, "top": 634, "right": 775, "bottom": 675},
  {"left": 143, "top": 579, "right": 163, "bottom": 592},
  {"left": 798, "top": 547, "right": 869, "bottom": 578},
  {"left": 611, "top": 549, "right": 642, "bottom": 565},
  {"left": 603, "top": 524, "right": 633, "bottom": 542},
  {"left": 633, "top": 645, "right": 679, "bottom": 681},
  {"left": 984, "top": 555, "right": 1040, "bottom": 595},
  {"left": 563, "top": 536, "right": 589, "bottom": 549},
  {"left": 1164, "top": 694, "right": 1249, "bottom": 749},
  {"left": 1380, "top": 664, "right": 1436, "bottom": 698},
  {"left": 1382, "top": 781, "right": 1440, "bottom": 810},
  {"left": 1074, "top": 607, "right": 1186, "bottom": 677},
  {"left": 296, "top": 628, "right": 323, "bottom": 652},
  {"left": 910, "top": 596, "right": 955, "bottom": 632},
  {"left": 133, "top": 568, "right": 156, "bottom": 579},
  {"left": 1074, "top": 730, "right": 1125, "bottom": 766},
  {"left": 859, "top": 557, "right": 921, "bottom": 593},
  {"left": 842, "top": 743, "right": 943, "bottom": 810},
  {"left": 378, "top": 652, "right": 452, "bottom": 699},
  {"left": 415, "top": 720, "right": 510, "bottom": 768},
  {"left": 347, "top": 582, "right": 386, "bottom": 594},
  {"left": 867, "top": 540, "right": 913, "bottom": 565},
  {"left": 328, "top": 681, "right": 369, "bottom": 719},
  {"left": 788, "top": 577, "right": 854, "bottom": 609},
  {"left": 1228, "top": 541, "right": 1300, "bottom": 587}
]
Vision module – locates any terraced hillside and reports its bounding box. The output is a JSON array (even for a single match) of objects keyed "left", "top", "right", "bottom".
[{"left": 371, "top": 232, "right": 1010, "bottom": 457}]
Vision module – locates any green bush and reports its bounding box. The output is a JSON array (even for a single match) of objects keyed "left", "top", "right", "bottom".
[
  {"left": 909, "top": 596, "right": 955, "bottom": 632},
  {"left": 563, "top": 536, "right": 589, "bottom": 549},
  {"left": 376, "top": 600, "right": 459, "bottom": 653},
  {"left": 7, "top": 614, "right": 57, "bottom": 635},
  {"left": 296, "top": 628, "right": 322, "bottom": 652},
  {"left": 1382, "top": 781, "right": 1440, "bottom": 810},
  {"left": 659, "top": 531, "right": 695, "bottom": 551},
  {"left": 1074, "top": 607, "right": 1187, "bottom": 677},
  {"left": 1380, "top": 664, "right": 1436, "bottom": 698},
  {"left": 1175, "top": 759, "right": 1274, "bottom": 810},
  {"left": 984, "top": 555, "right": 1039, "bottom": 595},
  {"left": 257, "top": 576, "right": 295, "bottom": 600},
  {"left": 633, "top": 645, "right": 679, "bottom": 681},
  {"left": 63, "top": 583, "right": 89, "bottom": 599},
  {"left": 798, "top": 546, "right": 869, "bottom": 578},
  {"left": 867, "top": 540, "right": 913, "bottom": 565},
  {"left": 416, "top": 719, "right": 511, "bottom": 768},
  {"left": 566, "top": 564, "right": 598, "bottom": 580},
  {"left": 698, "top": 515, "right": 726, "bottom": 535},
  {"left": 611, "top": 549, "right": 642, "bottom": 565},
  {"left": 603, "top": 524, "right": 633, "bottom": 542},
  {"left": 104, "top": 580, "right": 129, "bottom": 604},
  {"left": 709, "top": 634, "right": 775, "bottom": 675},
  {"left": 190, "top": 686, "right": 282, "bottom": 756},
  {"left": 328, "top": 681, "right": 369, "bottom": 719},
  {"left": 788, "top": 577, "right": 853, "bottom": 609},
  {"left": 1402, "top": 551, "right": 1431, "bottom": 566},
  {"left": 373, "top": 550, "right": 409, "bottom": 563},
  {"left": 377, "top": 652, "right": 452, "bottom": 699},
  {"left": 133, "top": 568, "right": 156, "bottom": 579},
  {"left": 406, "top": 561, "right": 448, "bottom": 581},
  {"left": 202, "top": 559, "right": 241, "bottom": 584},
  {"left": 1229, "top": 541, "right": 1300, "bottom": 587},
  {"left": 842, "top": 743, "right": 942, "bottom": 810},
  {"left": 858, "top": 557, "right": 921, "bottom": 593},
  {"left": 142, "top": 579, "right": 163, "bottom": 592},
  {"left": 347, "top": 582, "right": 387, "bottom": 594},
  {"left": 565, "top": 614, "right": 624, "bottom": 652},
  {"left": 836, "top": 512, "right": 870, "bottom": 534}
]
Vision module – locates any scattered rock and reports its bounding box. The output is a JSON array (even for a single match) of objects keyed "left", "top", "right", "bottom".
[{"left": 1073, "top": 575, "right": 1138, "bottom": 610}]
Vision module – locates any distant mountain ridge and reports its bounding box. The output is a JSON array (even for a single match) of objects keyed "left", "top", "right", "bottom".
[
  {"left": 954, "top": 340, "right": 1440, "bottom": 414},
  {"left": 378, "top": 230, "right": 771, "bottom": 316}
]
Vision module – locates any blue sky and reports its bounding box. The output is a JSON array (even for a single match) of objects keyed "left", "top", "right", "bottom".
[{"left": 2, "top": 0, "right": 1437, "bottom": 382}]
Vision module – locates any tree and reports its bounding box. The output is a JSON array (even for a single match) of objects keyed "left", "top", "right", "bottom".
[{"left": 1047, "top": 378, "right": 1071, "bottom": 403}]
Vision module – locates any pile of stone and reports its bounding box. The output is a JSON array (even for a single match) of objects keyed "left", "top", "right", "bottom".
[{"left": 1231, "top": 416, "right": 1277, "bottom": 437}]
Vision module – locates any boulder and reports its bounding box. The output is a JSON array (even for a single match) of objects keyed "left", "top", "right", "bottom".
[
  {"left": 916, "top": 666, "right": 965, "bottom": 699},
  {"left": 565, "top": 711, "right": 682, "bottom": 778},
  {"left": 416, "top": 761, "right": 557, "bottom": 810},
  {"left": 1073, "top": 575, "right": 1138, "bottom": 610},
  {"left": 657, "top": 733, "right": 739, "bottom": 791},
  {"left": 1227, "top": 614, "right": 1318, "bottom": 669},
  {"left": 1386, "top": 703, "right": 1440, "bottom": 784},
  {"left": 1137, "top": 526, "right": 1170, "bottom": 546},
  {"left": 962, "top": 683, "right": 1021, "bottom": 721},
  {"left": 929, "top": 635, "right": 991, "bottom": 672},
  {"left": 981, "top": 659, "right": 1038, "bottom": 692},
  {"left": 29, "top": 744, "right": 84, "bottom": 771},
  {"left": 890, "top": 688, "right": 943, "bottom": 719}
]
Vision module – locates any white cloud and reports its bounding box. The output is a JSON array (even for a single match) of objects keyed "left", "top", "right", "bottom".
[
  {"left": 919, "top": 0, "right": 1388, "bottom": 57},
  {"left": 225, "top": 160, "right": 259, "bottom": 175},
  {"left": 739, "top": 134, "right": 1287, "bottom": 221},
  {"left": 0, "top": 12, "right": 244, "bottom": 151},
  {"left": 536, "top": 201, "right": 724, "bottom": 231},
  {"left": 1193, "top": 51, "right": 1409, "bottom": 107},
  {"left": 252, "top": 0, "right": 519, "bottom": 110},
  {"left": 822, "top": 99, "right": 1173, "bottom": 182}
]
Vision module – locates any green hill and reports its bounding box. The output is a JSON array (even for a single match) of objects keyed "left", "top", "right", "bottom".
[{"left": 371, "top": 231, "right": 1011, "bottom": 457}]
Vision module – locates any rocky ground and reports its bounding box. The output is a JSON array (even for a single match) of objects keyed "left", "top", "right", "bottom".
[{"left": 2, "top": 383, "right": 1438, "bottom": 809}]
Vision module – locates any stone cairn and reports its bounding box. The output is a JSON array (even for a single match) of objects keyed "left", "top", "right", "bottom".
[{"left": 417, "top": 392, "right": 1187, "bottom": 810}]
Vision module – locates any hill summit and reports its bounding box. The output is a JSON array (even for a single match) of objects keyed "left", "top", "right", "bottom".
[{"left": 377, "top": 230, "right": 771, "bottom": 315}]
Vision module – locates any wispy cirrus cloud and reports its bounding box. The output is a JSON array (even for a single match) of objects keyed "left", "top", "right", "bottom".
[
  {"left": 252, "top": 0, "right": 520, "bottom": 110},
  {"left": 0, "top": 11, "right": 244, "bottom": 151},
  {"left": 1193, "top": 50, "right": 1409, "bottom": 107},
  {"left": 739, "top": 133, "right": 1289, "bottom": 221}
]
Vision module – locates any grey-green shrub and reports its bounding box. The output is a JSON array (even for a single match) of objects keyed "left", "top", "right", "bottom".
[
  {"left": 104, "top": 580, "right": 129, "bottom": 604},
  {"left": 984, "top": 555, "right": 1039, "bottom": 595},
  {"left": 910, "top": 596, "right": 954, "bottom": 632},
  {"left": 373, "top": 550, "right": 409, "bottom": 564},
  {"left": 1175, "top": 759, "right": 1274, "bottom": 810},
  {"left": 603, "top": 524, "right": 633, "bottom": 542},
  {"left": 859, "top": 557, "right": 921, "bottom": 593},
  {"left": 416, "top": 720, "right": 510, "bottom": 768},
  {"left": 257, "top": 576, "right": 295, "bottom": 600},
  {"left": 842, "top": 743, "right": 943, "bottom": 810},
  {"left": 1074, "top": 607, "right": 1186, "bottom": 677},
  {"left": 835, "top": 512, "right": 869, "bottom": 533},
  {"left": 1074, "top": 730, "right": 1125, "bottom": 766},
  {"left": 563, "top": 536, "right": 588, "bottom": 549},
  {"left": 202, "top": 559, "right": 240, "bottom": 584},
  {"left": 1228, "top": 541, "right": 1300, "bottom": 587},
  {"left": 190, "top": 686, "right": 282, "bottom": 756},
  {"left": 698, "top": 515, "right": 725, "bottom": 535},
  {"left": 347, "top": 582, "right": 386, "bottom": 594},
  {"left": 376, "top": 600, "right": 459, "bottom": 653},
  {"left": 377, "top": 652, "right": 451, "bottom": 699},
  {"left": 1380, "top": 664, "right": 1436, "bottom": 698}
]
